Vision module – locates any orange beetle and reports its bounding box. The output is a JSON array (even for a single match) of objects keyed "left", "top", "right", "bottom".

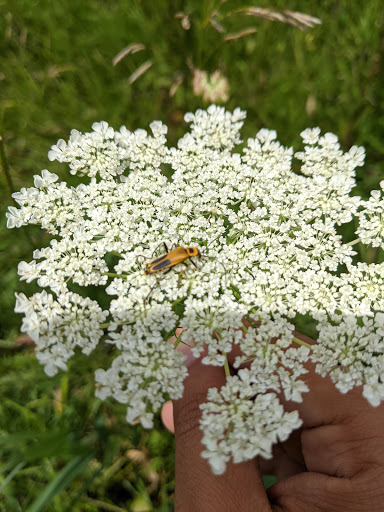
[{"left": 145, "top": 243, "right": 201, "bottom": 275}]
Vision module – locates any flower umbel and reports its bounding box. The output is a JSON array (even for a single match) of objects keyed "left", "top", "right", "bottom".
[
  {"left": 8, "top": 105, "right": 384, "bottom": 474},
  {"left": 192, "top": 69, "right": 230, "bottom": 103}
]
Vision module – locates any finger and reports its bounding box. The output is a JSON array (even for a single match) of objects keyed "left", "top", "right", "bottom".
[
  {"left": 258, "top": 430, "right": 306, "bottom": 481},
  {"left": 227, "top": 329, "right": 384, "bottom": 479},
  {"left": 274, "top": 363, "right": 384, "bottom": 477},
  {"left": 161, "top": 400, "right": 175, "bottom": 433},
  {"left": 173, "top": 356, "right": 271, "bottom": 512},
  {"left": 269, "top": 468, "right": 384, "bottom": 512},
  {"left": 161, "top": 329, "right": 195, "bottom": 434}
]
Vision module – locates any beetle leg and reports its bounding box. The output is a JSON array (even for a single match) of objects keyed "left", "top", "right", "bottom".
[
  {"left": 149, "top": 241, "right": 167, "bottom": 258},
  {"left": 206, "top": 235, "right": 222, "bottom": 249},
  {"left": 144, "top": 283, "right": 156, "bottom": 304},
  {"left": 216, "top": 260, "right": 228, "bottom": 286},
  {"left": 177, "top": 270, "right": 186, "bottom": 280}
]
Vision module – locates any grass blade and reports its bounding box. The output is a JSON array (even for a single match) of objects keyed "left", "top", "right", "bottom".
[
  {"left": 0, "top": 462, "right": 25, "bottom": 492},
  {"left": 25, "top": 455, "right": 93, "bottom": 512}
]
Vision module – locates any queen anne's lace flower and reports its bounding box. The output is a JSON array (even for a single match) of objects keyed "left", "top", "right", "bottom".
[
  {"left": 7, "top": 105, "right": 384, "bottom": 474},
  {"left": 356, "top": 181, "right": 384, "bottom": 248},
  {"left": 14, "top": 291, "right": 108, "bottom": 376},
  {"left": 312, "top": 314, "right": 384, "bottom": 406},
  {"left": 200, "top": 369, "right": 302, "bottom": 474}
]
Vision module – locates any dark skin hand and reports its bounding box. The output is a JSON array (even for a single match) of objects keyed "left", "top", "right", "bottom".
[{"left": 172, "top": 341, "right": 384, "bottom": 512}]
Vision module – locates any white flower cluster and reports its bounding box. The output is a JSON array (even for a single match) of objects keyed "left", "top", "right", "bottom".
[
  {"left": 356, "top": 181, "right": 384, "bottom": 248},
  {"left": 312, "top": 314, "right": 384, "bottom": 406},
  {"left": 200, "top": 369, "right": 302, "bottom": 475},
  {"left": 7, "top": 105, "right": 384, "bottom": 474},
  {"left": 95, "top": 341, "right": 188, "bottom": 429},
  {"left": 192, "top": 68, "right": 230, "bottom": 104},
  {"left": 14, "top": 290, "right": 108, "bottom": 376}
]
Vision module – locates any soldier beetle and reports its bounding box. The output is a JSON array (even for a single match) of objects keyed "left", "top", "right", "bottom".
[{"left": 145, "top": 243, "right": 201, "bottom": 275}]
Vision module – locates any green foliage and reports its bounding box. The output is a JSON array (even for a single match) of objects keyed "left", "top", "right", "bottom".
[
  {"left": 0, "top": 349, "right": 175, "bottom": 510},
  {"left": 1, "top": 0, "right": 384, "bottom": 509}
]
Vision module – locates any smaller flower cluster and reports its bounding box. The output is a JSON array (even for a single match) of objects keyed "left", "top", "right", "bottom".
[
  {"left": 200, "top": 368, "right": 302, "bottom": 475},
  {"left": 339, "top": 262, "right": 384, "bottom": 315},
  {"left": 234, "top": 316, "right": 310, "bottom": 402},
  {"left": 182, "top": 104, "right": 246, "bottom": 150},
  {"left": 48, "top": 122, "right": 127, "bottom": 179},
  {"left": 48, "top": 120, "right": 169, "bottom": 179},
  {"left": 356, "top": 181, "right": 384, "bottom": 249},
  {"left": 15, "top": 291, "right": 108, "bottom": 376},
  {"left": 312, "top": 313, "right": 384, "bottom": 406},
  {"left": 95, "top": 302, "right": 188, "bottom": 428},
  {"left": 192, "top": 69, "right": 230, "bottom": 104}
]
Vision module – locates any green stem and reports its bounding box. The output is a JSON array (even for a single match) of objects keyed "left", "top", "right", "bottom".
[
  {"left": 223, "top": 352, "right": 231, "bottom": 377},
  {"left": 173, "top": 331, "right": 183, "bottom": 348},
  {"left": 201, "top": 0, "right": 216, "bottom": 28},
  {"left": 224, "top": 422, "right": 234, "bottom": 440},
  {"left": 292, "top": 336, "right": 312, "bottom": 350},
  {"left": 346, "top": 238, "right": 361, "bottom": 246},
  {"left": 1, "top": 135, "right": 35, "bottom": 247},
  {"left": 99, "top": 322, "right": 110, "bottom": 329},
  {"left": 82, "top": 496, "right": 127, "bottom": 512},
  {"left": 244, "top": 315, "right": 258, "bottom": 329},
  {"left": 100, "top": 272, "right": 127, "bottom": 278},
  {"left": 0, "top": 134, "right": 16, "bottom": 206},
  {"left": 172, "top": 296, "right": 186, "bottom": 307}
]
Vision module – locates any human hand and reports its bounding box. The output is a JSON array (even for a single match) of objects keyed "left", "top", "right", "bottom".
[{"left": 163, "top": 338, "right": 384, "bottom": 511}]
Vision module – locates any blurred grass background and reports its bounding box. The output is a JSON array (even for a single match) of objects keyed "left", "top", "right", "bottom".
[{"left": 0, "top": 0, "right": 383, "bottom": 509}]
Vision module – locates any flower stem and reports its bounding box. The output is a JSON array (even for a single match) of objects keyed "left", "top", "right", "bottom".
[
  {"left": 174, "top": 331, "right": 183, "bottom": 348},
  {"left": 172, "top": 296, "right": 186, "bottom": 307},
  {"left": 1, "top": 135, "right": 35, "bottom": 247},
  {"left": 0, "top": 134, "right": 16, "bottom": 206},
  {"left": 101, "top": 272, "right": 127, "bottom": 278},
  {"left": 292, "top": 336, "right": 312, "bottom": 350},
  {"left": 100, "top": 322, "right": 110, "bottom": 329},
  {"left": 223, "top": 352, "right": 231, "bottom": 377},
  {"left": 346, "top": 238, "right": 361, "bottom": 246}
]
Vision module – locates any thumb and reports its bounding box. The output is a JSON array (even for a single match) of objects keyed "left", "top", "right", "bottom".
[{"left": 173, "top": 352, "right": 270, "bottom": 512}]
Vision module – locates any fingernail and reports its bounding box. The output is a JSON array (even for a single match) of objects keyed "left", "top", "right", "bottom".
[{"left": 161, "top": 400, "right": 175, "bottom": 433}]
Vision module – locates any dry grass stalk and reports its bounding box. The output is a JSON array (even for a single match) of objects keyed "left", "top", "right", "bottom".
[
  {"left": 224, "top": 27, "right": 257, "bottom": 41},
  {"left": 240, "top": 7, "right": 321, "bottom": 31},
  {"left": 128, "top": 60, "right": 152, "bottom": 84},
  {"left": 210, "top": 15, "right": 226, "bottom": 33},
  {"left": 175, "top": 12, "right": 191, "bottom": 30},
  {"left": 169, "top": 73, "right": 184, "bottom": 97},
  {"left": 112, "top": 43, "right": 146, "bottom": 66}
]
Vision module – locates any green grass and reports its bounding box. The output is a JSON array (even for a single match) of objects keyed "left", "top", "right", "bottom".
[{"left": 1, "top": 0, "right": 384, "bottom": 509}]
